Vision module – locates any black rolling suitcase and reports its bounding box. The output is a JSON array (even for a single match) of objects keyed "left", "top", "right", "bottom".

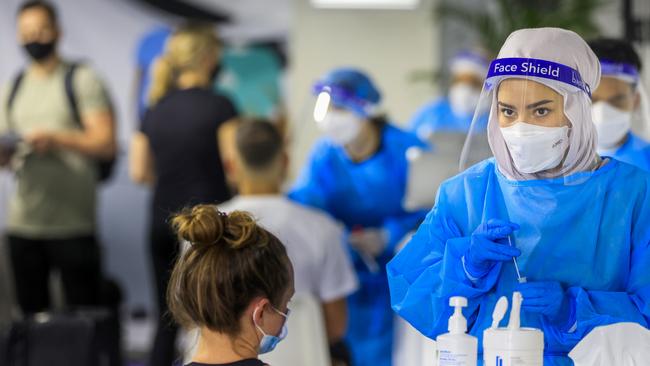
[{"left": 1, "top": 308, "right": 121, "bottom": 366}]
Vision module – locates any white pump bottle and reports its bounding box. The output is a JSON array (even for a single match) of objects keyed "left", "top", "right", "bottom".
[{"left": 436, "top": 296, "right": 478, "bottom": 366}]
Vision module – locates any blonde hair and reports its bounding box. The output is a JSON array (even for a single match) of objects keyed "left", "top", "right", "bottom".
[
  {"left": 148, "top": 24, "right": 220, "bottom": 106},
  {"left": 167, "top": 205, "right": 292, "bottom": 334}
]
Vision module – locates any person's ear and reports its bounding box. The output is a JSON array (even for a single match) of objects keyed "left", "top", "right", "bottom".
[
  {"left": 52, "top": 23, "right": 61, "bottom": 42},
  {"left": 633, "top": 90, "right": 641, "bottom": 111},
  {"left": 252, "top": 298, "right": 270, "bottom": 327},
  {"left": 226, "top": 153, "right": 241, "bottom": 183}
]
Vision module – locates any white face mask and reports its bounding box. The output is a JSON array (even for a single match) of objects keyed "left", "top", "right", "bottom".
[
  {"left": 317, "top": 110, "right": 364, "bottom": 145},
  {"left": 591, "top": 101, "right": 632, "bottom": 150},
  {"left": 449, "top": 83, "right": 482, "bottom": 118},
  {"left": 500, "top": 122, "right": 570, "bottom": 174}
]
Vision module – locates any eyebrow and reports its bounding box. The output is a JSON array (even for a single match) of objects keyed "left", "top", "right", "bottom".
[
  {"left": 498, "top": 99, "right": 554, "bottom": 111},
  {"left": 497, "top": 102, "right": 516, "bottom": 109},
  {"left": 526, "top": 100, "right": 553, "bottom": 109}
]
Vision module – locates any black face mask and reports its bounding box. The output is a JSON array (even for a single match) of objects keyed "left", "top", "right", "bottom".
[{"left": 23, "top": 41, "right": 56, "bottom": 61}]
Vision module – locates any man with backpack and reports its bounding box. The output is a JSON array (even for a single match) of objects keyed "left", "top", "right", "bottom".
[{"left": 0, "top": 0, "right": 116, "bottom": 316}]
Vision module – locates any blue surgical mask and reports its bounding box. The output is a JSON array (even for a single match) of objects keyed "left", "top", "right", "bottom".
[{"left": 254, "top": 306, "right": 290, "bottom": 354}]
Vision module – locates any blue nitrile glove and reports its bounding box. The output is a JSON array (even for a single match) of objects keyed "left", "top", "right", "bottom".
[
  {"left": 463, "top": 219, "right": 521, "bottom": 279},
  {"left": 518, "top": 281, "right": 574, "bottom": 330}
]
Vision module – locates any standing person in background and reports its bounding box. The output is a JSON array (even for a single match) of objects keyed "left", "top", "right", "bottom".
[
  {"left": 0, "top": 0, "right": 116, "bottom": 316},
  {"left": 289, "top": 68, "right": 428, "bottom": 366},
  {"left": 129, "top": 23, "right": 238, "bottom": 366},
  {"left": 588, "top": 38, "right": 650, "bottom": 171},
  {"left": 409, "top": 50, "right": 490, "bottom": 142},
  {"left": 220, "top": 119, "right": 359, "bottom": 365}
]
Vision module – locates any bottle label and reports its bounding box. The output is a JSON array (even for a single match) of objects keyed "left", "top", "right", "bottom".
[
  {"left": 484, "top": 352, "right": 543, "bottom": 366},
  {"left": 438, "top": 350, "right": 472, "bottom": 365}
]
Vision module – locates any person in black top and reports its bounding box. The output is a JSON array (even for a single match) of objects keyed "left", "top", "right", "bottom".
[
  {"left": 129, "top": 23, "right": 238, "bottom": 366},
  {"left": 168, "top": 205, "right": 294, "bottom": 366}
]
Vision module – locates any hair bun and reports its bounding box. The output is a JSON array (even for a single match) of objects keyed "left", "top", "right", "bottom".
[
  {"left": 172, "top": 205, "right": 225, "bottom": 247},
  {"left": 172, "top": 206, "right": 266, "bottom": 251},
  {"left": 222, "top": 210, "right": 261, "bottom": 249}
]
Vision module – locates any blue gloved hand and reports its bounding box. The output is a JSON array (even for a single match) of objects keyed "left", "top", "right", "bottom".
[
  {"left": 518, "top": 281, "right": 573, "bottom": 328},
  {"left": 463, "top": 219, "right": 521, "bottom": 279}
]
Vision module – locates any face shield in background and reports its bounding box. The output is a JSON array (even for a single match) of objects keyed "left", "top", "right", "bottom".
[
  {"left": 592, "top": 60, "right": 650, "bottom": 150},
  {"left": 289, "top": 68, "right": 381, "bottom": 155},
  {"left": 402, "top": 51, "right": 492, "bottom": 211},
  {"left": 311, "top": 84, "right": 379, "bottom": 146},
  {"left": 460, "top": 57, "right": 600, "bottom": 185},
  {"left": 448, "top": 50, "right": 491, "bottom": 119}
]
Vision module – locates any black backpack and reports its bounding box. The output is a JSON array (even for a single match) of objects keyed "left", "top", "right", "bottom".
[{"left": 5, "top": 63, "right": 116, "bottom": 182}]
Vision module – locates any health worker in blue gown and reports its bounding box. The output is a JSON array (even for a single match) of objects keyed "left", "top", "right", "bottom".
[
  {"left": 409, "top": 50, "right": 490, "bottom": 141},
  {"left": 289, "top": 68, "right": 428, "bottom": 366},
  {"left": 388, "top": 28, "right": 650, "bottom": 366},
  {"left": 589, "top": 38, "right": 650, "bottom": 171}
]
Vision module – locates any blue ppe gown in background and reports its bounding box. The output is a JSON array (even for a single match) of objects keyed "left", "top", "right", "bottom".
[
  {"left": 408, "top": 97, "right": 488, "bottom": 140},
  {"left": 289, "top": 124, "right": 429, "bottom": 366},
  {"left": 387, "top": 158, "right": 650, "bottom": 366},
  {"left": 600, "top": 132, "right": 650, "bottom": 172}
]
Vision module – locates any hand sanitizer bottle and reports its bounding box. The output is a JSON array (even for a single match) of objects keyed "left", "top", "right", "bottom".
[
  {"left": 483, "top": 292, "right": 544, "bottom": 366},
  {"left": 436, "top": 296, "right": 478, "bottom": 366}
]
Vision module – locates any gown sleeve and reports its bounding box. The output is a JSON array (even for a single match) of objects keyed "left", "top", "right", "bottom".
[
  {"left": 540, "top": 185, "right": 650, "bottom": 351},
  {"left": 387, "top": 186, "right": 505, "bottom": 339},
  {"left": 288, "top": 143, "right": 330, "bottom": 212}
]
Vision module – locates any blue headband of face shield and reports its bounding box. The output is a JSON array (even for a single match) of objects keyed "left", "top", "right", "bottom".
[
  {"left": 485, "top": 57, "right": 592, "bottom": 96},
  {"left": 600, "top": 59, "right": 640, "bottom": 84},
  {"left": 312, "top": 83, "right": 378, "bottom": 119}
]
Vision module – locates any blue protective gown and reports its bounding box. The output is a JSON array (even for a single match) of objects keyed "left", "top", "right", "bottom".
[
  {"left": 289, "top": 124, "right": 429, "bottom": 366},
  {"left": 408, "top": 97, "right": 488, "bottom": 139},
  {"left": 387, "top": 158, "right": 650, "bottom": 366},
  {"left": 600, "top": 132, "right": 650, "bottom": 172}
]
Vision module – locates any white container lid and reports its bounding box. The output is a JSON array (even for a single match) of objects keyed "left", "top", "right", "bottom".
[{"left": 483, "top": 327, "right": 544, "bottom": 351}]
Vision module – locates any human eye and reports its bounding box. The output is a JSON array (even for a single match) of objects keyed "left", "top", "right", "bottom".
[
  {"left": 500, "top": 108, "right": 516, "bottom": 118},
  {"left": 534, "top": 108, "right": 551, "bottom": 117}
]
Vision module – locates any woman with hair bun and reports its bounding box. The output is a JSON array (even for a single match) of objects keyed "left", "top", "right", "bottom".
[{"left": 168, "top": 204, "right": 294, "bottom": 366}]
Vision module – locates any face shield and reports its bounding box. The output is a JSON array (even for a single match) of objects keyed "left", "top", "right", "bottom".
[
  {"left": 311, "top": 84, "right": 379, "bottom": 145},
  {"left": 460, "top": 57, "right": 600, "bottom": 184},
  {"left": 592, "top": 60, "right": 650, "bottom": 150},
  {"left": 448, "top": 50, "right": 491, "bottom": 120}
]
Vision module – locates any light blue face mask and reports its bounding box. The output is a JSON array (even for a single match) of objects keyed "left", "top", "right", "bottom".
[{"left": 254, "top": 305, "right": 290, "bottom": 354}]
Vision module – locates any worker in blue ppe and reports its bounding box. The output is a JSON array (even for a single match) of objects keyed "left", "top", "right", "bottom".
[
  {"left": 289, "top": 68, "right": 428, "bottom": 366},
  {"left": 388, "top": 28, "right": 650, "bottom": 366},
  {"left": 588, "top": 38, "right": 650, "bottom": 171},
  {"left": 409, "top": 50, "right": 490, "bottom": 142}
]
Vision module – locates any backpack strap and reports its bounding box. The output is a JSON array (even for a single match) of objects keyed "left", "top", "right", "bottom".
[
  {"left": 63, "top": 63, "right": 82, "bottom": 127},
  {"left": 6, "top": 71, "right": 25, "bottom": 130}
]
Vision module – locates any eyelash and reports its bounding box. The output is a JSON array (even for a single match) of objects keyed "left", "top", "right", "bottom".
[
  {"left": 500, "top": 108, "right": 515, "bottom": 117},
  {"left": 500, "top": 108, "right": 552, "bottom": 118}
]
